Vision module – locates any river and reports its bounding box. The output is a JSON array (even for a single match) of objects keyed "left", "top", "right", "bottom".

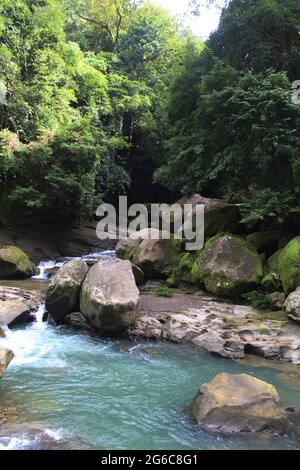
[{"left": 0, "top": 252, "right": 300, "bottom": 450}]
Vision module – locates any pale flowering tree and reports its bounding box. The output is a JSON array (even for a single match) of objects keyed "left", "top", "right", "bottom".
[{"left": 0, "top": 81, "right": 7, "bottom": 105}]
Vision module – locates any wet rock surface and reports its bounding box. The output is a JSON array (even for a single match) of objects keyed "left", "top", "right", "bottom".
[
  {"left": 130, "top": 289, "right": 300, "bottom": 365},
  {"left": 0, "top": 404, "right": 19, "bottom": 425},
  {"left": 0, "top": 423, "right": 96, "bottom": 450}
]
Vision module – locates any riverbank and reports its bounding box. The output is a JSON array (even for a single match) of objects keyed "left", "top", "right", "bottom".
[{"left": 132, "top": 285, "right": 300, "bottom": 365}]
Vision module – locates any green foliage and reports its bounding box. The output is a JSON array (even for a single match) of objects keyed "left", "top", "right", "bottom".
[
  {"left": 1, "top": 0, "right": 300, "bottom": 226},
  {"left": 242, "top": 290, "right": 272, "bottom": 310},
  {"left": 156, "top": 65, "right": 300, "bottom": 201},
  {"left": 155, "top": 287, "right": 174, "bottom": 297},
  {"left": 169, "top": 252, "right": 199, "bottom": 287},
  {"left": 1, "top": 126, "right": 101, "bottom": 220},
  {"left": 0, "top": 0, "right": 181, "bottom": 221},
  {"left": 240, "top": 189, "right": 296, "bottom": 228},
  {"left": 155, "top": 0, "right": 300, "bottom": 228},
  {"left": 209, "top": 0, "right": 300, "bottom": 81},
  {"left": 118, "top": 3, "right": 177, "bottom": 82}
]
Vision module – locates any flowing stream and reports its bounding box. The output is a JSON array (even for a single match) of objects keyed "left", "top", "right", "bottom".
[{"left": 1, "top": 252, "right": 300, "bottom": 450}]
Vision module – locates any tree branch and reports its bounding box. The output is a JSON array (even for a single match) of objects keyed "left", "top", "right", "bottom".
[
  {"left": 78, "top": 14, "right": 115, "bottom": 41},
  {"left": 115, "top": 7, "right": 122, "bottom": 45}
]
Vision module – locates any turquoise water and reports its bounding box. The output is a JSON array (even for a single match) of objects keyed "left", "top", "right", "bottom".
[{"left": 1, "top": 318, "right": 300, "bottom": 450}]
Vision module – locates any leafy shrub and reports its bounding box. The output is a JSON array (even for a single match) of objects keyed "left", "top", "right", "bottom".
[
  {"left": 155, "top": 287, "right": 174, "bottom": 298},
  {"left": 242, "top": 290, "right": 272, "bottom": 310},
  {"left": 240, "top": 189, "right": 296, "bottom": 228}
]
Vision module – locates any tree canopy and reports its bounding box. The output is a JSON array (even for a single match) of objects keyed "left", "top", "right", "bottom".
[
  {"left": 155, "top": 0, "right": 300, "bottom": 229},
  {"left": 0, "top": 0, "right": 299, "bottom": 229}
]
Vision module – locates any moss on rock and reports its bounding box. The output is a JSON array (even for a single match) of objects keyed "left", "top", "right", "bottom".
[
  {"left": 278, "top": 236, "right": 300, "bottom": 293},
  {"left": 246, "top": 231, "right": 287, "bottom": 255},
  {"left": 267, "top": 249, "right": 283, "bottom": 273},
  {"left": 193, "top": 234, "right": 263, "bottom": 298},
  {"left": 0, "top": 245, "right": 37, "bottom": 279}
]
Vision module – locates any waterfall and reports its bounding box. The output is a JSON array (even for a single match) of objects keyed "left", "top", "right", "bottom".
[
  {"left": 32, "top": 302, "right": 47, "bottom": 329},
  {"left": 32, "top": 260, "right": 63, "bottom": 280},
  {"left": 32, "top": 250, "right": 115, "bottom": 281}
]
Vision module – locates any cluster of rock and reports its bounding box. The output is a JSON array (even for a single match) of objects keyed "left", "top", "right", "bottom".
[
  {"left": 116, "top": 228, "right": 181, "bottom": 281},
  {"left": 114, "top": 195, "right": 300, "bottom": 323},
  {"left": 130, "top": 290, "right": 300, "bottom": 364},
  {"left": 1, "top": 230, "right": 299, "bottom": 439},
  {"left": 45, "top": 258, "right": 139, "bottom": 335}
]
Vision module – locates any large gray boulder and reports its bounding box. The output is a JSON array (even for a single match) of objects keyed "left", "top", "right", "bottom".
[
  {"left": 80, "top": 258, "right": 139, "bottom": 333},
  {"left": 284, "top": 287, "right": 300, "bottom": 323},
  {"left": 193, "top": 234, "right": 263, "bottom": 297},
  {"left": 116, "top": 228, "right": 166, "bottom": 259},
  {"left": 116, "top": 228, "right": 181, "bottom": 280},
  {"left": 0, "top": 245, "right": 38, "bottom": 279},
  {"left": 246, "top": 231, "right": 289, "bottom": 255},
  {"left": 46, "top": 260, "right": 88, "bottom": 324},
  {"left": 190, "top": 373, "right": 288, "bottom": 434},
  {"left": 176, "top": 194, "right": 240, "bottom": 239},
  {"left": 0, "top": 345, "right": 14, "bottom": 378},
  {"left": 132, "top": 238, "right": 180, "bottom": 280}
]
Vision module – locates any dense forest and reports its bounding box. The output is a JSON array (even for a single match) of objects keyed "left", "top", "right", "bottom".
[{"left": 0, "top": 0, "right": 299, "bottom": 229}]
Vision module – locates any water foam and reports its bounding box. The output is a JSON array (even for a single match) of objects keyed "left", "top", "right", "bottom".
[{"left": 33, "top": 250, "right": 115, "bottom": 280}]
